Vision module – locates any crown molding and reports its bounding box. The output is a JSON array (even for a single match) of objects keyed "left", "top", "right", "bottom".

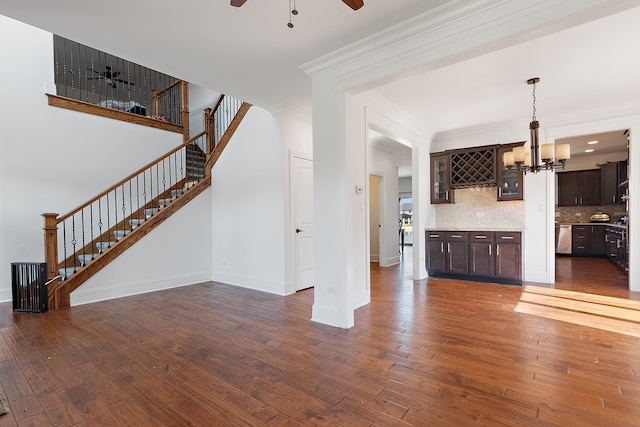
[{"left": 301, "top": 0, "right": 640, "bottom": 92}]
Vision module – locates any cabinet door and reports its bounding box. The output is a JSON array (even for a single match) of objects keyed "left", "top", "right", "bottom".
[
  {"left": 430, "top": 154, "right": 453, "bottom": 204},
  {"left": 496, "top": 144, "right": 524, "bottom": 201},
  {"left": 426, "top": 232, "right": 446, "bottom": 273},
  {"left": 469, "top": 242, "right": 493, "bottom": 277},
  {"left": 494, "top": 232, "right": 521, "bottom": 281},
  {"left": 591, "top": 226, "right": 605, "bottom": 256},
  {"left": 445, "top": 232, "right": 468, "bottom": 275},
  {"left": 600, "top": 162, "right": 618, "bottom": 205},
  {"left": 579, "top": 170, "right": 601, "bottom": 206},
  {"left": 557, "top": 172, "right": 578, "bottom": 206}
]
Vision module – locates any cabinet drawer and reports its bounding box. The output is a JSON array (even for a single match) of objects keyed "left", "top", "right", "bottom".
[
  {"left": 470, "top": 232, "right": 494, "bottom": 242},
  {"left": 426, "top": 231, "right": 445, "bottom": 240},
  {"left": 495, "top": 232, "right": 521, "bottom": 243},
  {"left": 445, "top": 231, "right": 469, "bottom": 241}
]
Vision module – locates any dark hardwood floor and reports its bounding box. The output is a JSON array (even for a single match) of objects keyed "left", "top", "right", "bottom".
[{"left": 0, "top": 254, "right": 639, "bottom": 426}]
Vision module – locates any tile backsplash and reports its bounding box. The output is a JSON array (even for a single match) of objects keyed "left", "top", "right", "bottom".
[
  {"left": 555, "top": 204, "right": 627, "bottom": 224},
  {"left": 435, "top": 187, "right": 525, "bottom": 229}
]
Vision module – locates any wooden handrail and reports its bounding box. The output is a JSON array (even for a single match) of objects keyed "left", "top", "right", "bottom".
[
  {"left": 212, "top": 94, "right": 225, "bottom": 113},
  {"left": 156, "top": 79, "right": 182, "bottom": 95},
  {"left": 57, "top": 131, "right": 205, "bottom": 224}
]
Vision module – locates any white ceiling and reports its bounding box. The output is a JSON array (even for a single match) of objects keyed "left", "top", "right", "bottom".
[{"left": 1, "top": 0, "right": 637, "bottom": 166}]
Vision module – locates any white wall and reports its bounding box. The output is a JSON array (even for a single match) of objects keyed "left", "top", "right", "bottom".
[
  {"left": 0, "top": 16, "right": 203, "bottom": 303},
  {"left": 70, "top": 191, "right": 212, "bottom": 305},
  {"left": 189, "top": 84, "right": 221, "bottom": 137},
  {"left": 210, "top": 106, "right": 288, "bottom": 295}
]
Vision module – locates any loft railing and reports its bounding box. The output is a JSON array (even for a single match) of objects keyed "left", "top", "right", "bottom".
[{"left": 53, "top": 36, "right": 186, "bottom": 137}]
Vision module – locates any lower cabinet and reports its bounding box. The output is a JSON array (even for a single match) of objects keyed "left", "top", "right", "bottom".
[
  {"left": 426, "top": 230, "right": 521, "bottom": 285},
  {"left": 426, "top": 231, "right": 468, "bottom": 275},
  {"left": 605, "top": 226, "right": 628, "bottom": 273},
  {"left": 572, "top": 225, "right": 605, "bottom": 256}
]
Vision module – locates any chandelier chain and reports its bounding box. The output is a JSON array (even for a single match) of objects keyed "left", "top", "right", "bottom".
[{"left": 531, "top": 81, "right": 537, "bottom": 121}]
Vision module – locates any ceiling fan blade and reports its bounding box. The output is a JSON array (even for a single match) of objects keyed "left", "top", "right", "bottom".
[
  {"left": 115, "top": 78, "right": 134, "bottom": 86},
  {"left": 341, "top": 0, "right": 364, "bottom": 10},
  {"left": 230, "top": 0, "right": 248, "bottom": 7}
]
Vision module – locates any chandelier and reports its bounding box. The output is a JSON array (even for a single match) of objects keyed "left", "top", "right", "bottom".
[{"left": 503, "top": 78, "right": 570, "bottom": 174}]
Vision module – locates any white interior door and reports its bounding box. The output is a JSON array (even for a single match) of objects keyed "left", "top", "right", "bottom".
[{"left": 293, "top": 155, "right": 314, "bottom": 291}]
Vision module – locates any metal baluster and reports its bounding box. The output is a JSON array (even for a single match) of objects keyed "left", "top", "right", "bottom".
[
  {"left": 71, "top": 215, "right": 77, "bottom": 272},
  {"left": 121, "top": 183, "right": 126, "bottom": 239},
  {"left": 129, "top": 180, "right": 133, "bottom": 230},
  {"left": 162, "top": 158, "right": 167, "bottom": 200},
  {"left": 81, "top": 209, "right": 86, "bottom": 266},
  {"left": 106, "top": 192, "right": 111, "bottom": 249},
  {"left": 90, "top": 202, "right": 94, "bottom": 262},
  {"left": 98, "top": 198, "right": 103, "bottom": 252},
  {"left": 62, "top": 221, "right": 67, "bottom": 279}
]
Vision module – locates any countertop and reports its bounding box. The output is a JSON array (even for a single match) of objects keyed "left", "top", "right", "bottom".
[
  {"left": 556, "top": 222, "right": 627, "bottom": 229},
  {"left": 426, "top": 228, "right": 523, "bottom": 232}
]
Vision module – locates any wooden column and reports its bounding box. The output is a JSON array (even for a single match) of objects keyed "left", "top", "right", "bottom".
[
  {"left": 42, "top": 213, "right": 59, "bottom": 280},
  {"left": 180, "top": 80, "right": 190, "bottom": 142}
]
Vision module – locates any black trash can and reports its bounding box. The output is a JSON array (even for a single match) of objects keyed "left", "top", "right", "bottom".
[{"left": 11, "top": 262, "right": 48, "bottom": 313}]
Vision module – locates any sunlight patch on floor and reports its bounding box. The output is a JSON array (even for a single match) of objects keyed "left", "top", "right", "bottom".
[{"left": 515, "top": 285, "right": 640, "bottom": 337}]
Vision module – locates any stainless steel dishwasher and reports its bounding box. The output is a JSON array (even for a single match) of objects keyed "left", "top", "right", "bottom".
[{"left": 556, "top": 224, "right": 572, "bottom": 254}]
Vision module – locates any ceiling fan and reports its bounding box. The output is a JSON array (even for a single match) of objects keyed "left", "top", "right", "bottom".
[
  {"left": 86, "top": 66, "right": 134, "bottom": 88},
  {"left": 230, "top": 0, "right": 364, "bottom": 10}
]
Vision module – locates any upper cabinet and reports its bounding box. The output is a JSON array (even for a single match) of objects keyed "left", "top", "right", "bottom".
[
  {"left": 496, "top": 144, "right": 524, "bottom": 201},
  {"left": 430, "top": 153, "right": 453, "bottom": 204},
  {"left": 557, "top": 170, "right": 601, "bottom": 206},
  {"left": 600, "top": 160, "right": 627, "bottom": 205},
  {"left": 430, "top": 143, "right": 523, "bottom": 204}
]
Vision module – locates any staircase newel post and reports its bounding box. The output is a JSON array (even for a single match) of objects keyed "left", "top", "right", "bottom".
[
  {"left": 42, "top": 213, "right": 59, "bottom": 280},
  {"left": 204, "top": 108, "right": 214, "bottom": 154},
  {"left": 180, "top": 81, "right": 190, "bottom": 142},
  {"left": 152, "top": 89, "right": 160, "bottom": 119},
  {"left": 204, "top": 108, "right": 214, "bottom": 179}
]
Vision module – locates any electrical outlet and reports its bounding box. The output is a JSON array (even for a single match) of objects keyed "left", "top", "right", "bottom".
[{"left": 328, "top": 287, "right": 337, "bottom": 295}]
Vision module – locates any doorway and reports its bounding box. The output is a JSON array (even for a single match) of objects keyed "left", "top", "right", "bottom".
[
  {"left": 369, "top": 175, "right": 382, "bottom": 264},
  {"left": 292, "top": 154, "right": 314, "bottom": 291},
  {"left": 553, "top": 130, "right": 630, "bottom": 290}
]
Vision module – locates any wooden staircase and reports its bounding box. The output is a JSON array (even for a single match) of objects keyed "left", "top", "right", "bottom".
[{"left": 44, "top": 97, "right": 251, "bottom": 309}]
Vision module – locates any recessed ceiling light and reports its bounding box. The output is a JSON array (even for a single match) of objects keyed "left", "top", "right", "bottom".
[
  {"left": 585, "top": 148, "right": 594, "bottom": 153},
  {"left": 587, "top": 140, "right": 599, "bottom": 145}
]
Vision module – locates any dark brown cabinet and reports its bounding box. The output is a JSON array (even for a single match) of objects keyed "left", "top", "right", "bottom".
[
  {"left": 572, "top": 225, "right": 605, "bottom": 256},
  {"left": 469, "top": 232, "right": 494, "bottom": 277},
  {"left": 426, "top": 231, "right": 468, "bottom": 274},
  {"left": 557, "top": 170, "right": 601, "bottom": 206},
  {"left": 426, "top": 231, "right": 446, "bottom": 273},
  {"left": 601, "top": 160, "right": 627, "bottom": 205},
  {"left": 430, "top": 153, "right": 453, "bottom": 204},
  {"left": 496, "top": 144, "right": 524, "bottom": 201},
  {"left": 426, "top": 230, "right": 521, "bottom": 285},
  {"left": 494, "top": 232, "right": 522, "bottom": 281},
  {"left": 446, "top": 232, "right": 469, "bottom": 275},
  {"left": 605, "top": 226, "right": 628, "bottom": 272}
]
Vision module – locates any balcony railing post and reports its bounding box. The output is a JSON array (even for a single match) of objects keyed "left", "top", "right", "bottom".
[
  {"left": 180, "top": 81, "right": 190, "bottom": 142},
  {"left": 42, "top": 213, "right": 59, "bottom": 280},
  {"left": 152, "top": 89, "right": 161, "bottom": 118}
]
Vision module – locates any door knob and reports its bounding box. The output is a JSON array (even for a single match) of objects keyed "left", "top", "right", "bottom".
[{"left": 296, "top": 228, "right": 304, "bottom": 233}]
